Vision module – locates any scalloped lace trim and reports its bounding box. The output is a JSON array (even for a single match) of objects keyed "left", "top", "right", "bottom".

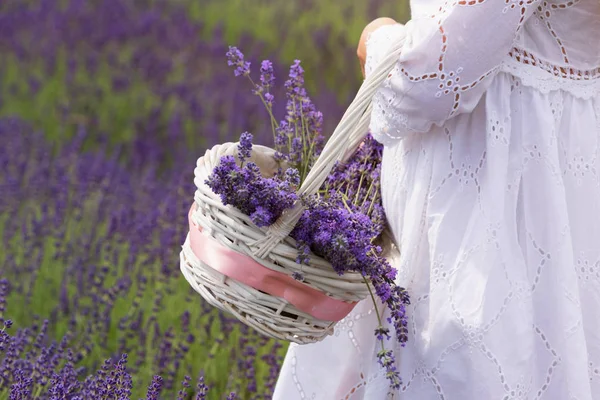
[
  {"left": 501, "top": 48, "right": 600, "bottom": 99},
  {"left": 370, "top": 91, "right": 417, "bottom": 147}
]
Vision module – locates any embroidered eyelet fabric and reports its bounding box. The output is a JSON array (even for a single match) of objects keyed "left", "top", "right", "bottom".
[{"left": 273, "top": 1, "right": 600, "bottom": 399}]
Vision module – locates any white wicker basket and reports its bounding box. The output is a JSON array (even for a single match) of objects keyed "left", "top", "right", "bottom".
[{"left": 180, "top": 30, "right": 406, "bottom": 344}]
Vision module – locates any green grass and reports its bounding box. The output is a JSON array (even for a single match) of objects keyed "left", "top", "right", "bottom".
[
  {"left": 197, "top": 0, "right": 410, "bottom": 92},
  {"left": 197, "top": 0, "right": 410, "bottom": 58},
  {"left": 0, "top": 51, "right": 162, "bottom": 145}
]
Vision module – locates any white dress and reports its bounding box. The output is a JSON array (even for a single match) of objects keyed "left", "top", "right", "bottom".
[{"left": 273, "top": 1, "right": 600, "bottom": 399}]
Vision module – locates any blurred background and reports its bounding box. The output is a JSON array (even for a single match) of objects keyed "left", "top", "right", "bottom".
[{"left": 0, "top": 1, "right": 409, "bottom": 398}]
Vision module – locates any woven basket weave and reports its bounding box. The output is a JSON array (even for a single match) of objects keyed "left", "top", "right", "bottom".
[{"left": 180, "top": 27, "right": 407, "bottom": 344}]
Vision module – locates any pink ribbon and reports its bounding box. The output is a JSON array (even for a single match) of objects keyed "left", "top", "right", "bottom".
[{"left": 187, "top": 205, "right": 357, "bottom": 321}]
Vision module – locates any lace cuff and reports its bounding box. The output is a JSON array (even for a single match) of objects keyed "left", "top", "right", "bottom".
[
  {"left": 364, "top": 24, "right": 406, "bottom": 77},
  {"left": 365, "top": 23, "right": 414, "bottom": 146}
]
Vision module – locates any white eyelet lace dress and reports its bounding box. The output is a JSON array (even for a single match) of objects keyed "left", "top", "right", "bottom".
[{"left": 273, "top": 1, "right": 600, "bottom": 399}]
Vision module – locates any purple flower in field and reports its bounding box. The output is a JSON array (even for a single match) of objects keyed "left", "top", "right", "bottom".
[
  {"left": 0, "top": 116, "right": 287, "bottom": 398},
  {"left": 262, "top": 341, "right": 283, "bottom": 394},
  {"left": 260, "top": 60, "right": 275, "bottom": 91},
  {"left": 177, "top": 375, "right": 191, "bottom": 400},
  {"left": 264, "top": 92, "right": 275, "bottom": 108},
  {"left": 146, "top": 375, "right": 164, "bottom": 399},
  {"left": 253, "top": 59, "right": 276, "bottom": 107},
  {"left": 10, "top": 368, "right": 33, "bottom": 399},
  {"left": 100, "top": 354, "right": 134, "bottom": 398},
  {"left": 195, "top": 375, "right": 208, "bottom": 400},
  {"left": 285, "top": 60, "right": 307, "bottom": 100},
  {"left": 226, "top": 46, "right": 250, "bottom": 77},
  {"left": 0, "top": 278, "right": 8, "bottom": 323},
  {"left": 47, "top": 350, "right": 81, "bottom": 398}
]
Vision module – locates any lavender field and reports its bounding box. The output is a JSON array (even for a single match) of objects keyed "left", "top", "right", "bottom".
[{"left": 0, "top": 1, "right": 408, "bottom": 398}]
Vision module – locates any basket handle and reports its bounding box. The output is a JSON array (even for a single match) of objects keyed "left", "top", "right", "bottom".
[{"left": 252, "top": 25, "right": 407, "bottom": 258}]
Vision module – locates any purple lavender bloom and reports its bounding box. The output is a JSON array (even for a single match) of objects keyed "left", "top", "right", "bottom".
[
  {"left": 0, "top": 114, "right": 290, "bottom": 398},
  {"left": 238, "top": 132, "right": 253, "bottom": 163},
  {"left": 10, "top": 368, "right": 33, "bottom": 399},
  {"left": 260, "top": 60, "right": 275, "bottom": 90},
  {"left": 253, "top": 59, "right": 276, "bottom": 106},
  {"left": 374, "top": 326, "right": 391, "bottom": 341},
  {"left": 264, "top": 92, "right": 274, "bottom": 108},
  {"left": 376, "top": 348, "right": 402, "bottom": 389},
  {"left": 195, "top": 375, "right": 209, "bottom": 400},
  {"left": 146, "top": 375, "right": 164, "bottom": 400},
  {"left": 250, "top": 206, "right": 273, "bottom": 228},
  {"left": 291, "top": 271, "right": 304, "bottom": 282},
  {"left": 284, "top": 168, "right": 300, "bottom": 187},
  {"left": 284, "top": 60, "right": 306, "bottom": 100},
  {"left": 226, "top": 46, "right": 250, "bottom": 77},
  {"left": 289, "top": 137, "right": 303, "bottom": 164},
  {"left": 0, "top": 278, "right": 8, "bottom": 324},
  {"left": 206, "top": 132, "right": 300, "bottom": 229},
  {"left": 176, "top": 375, "right": 191, "bottom": 400}
]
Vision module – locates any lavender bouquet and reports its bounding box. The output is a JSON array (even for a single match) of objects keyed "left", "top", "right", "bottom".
[{"left": 201, "top": 47, "right": 411, "bottom": 388}]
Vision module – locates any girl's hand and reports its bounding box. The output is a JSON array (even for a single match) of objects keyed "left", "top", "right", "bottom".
[{"left": 357, "top": 17, "right": 397, "bottom": 78}]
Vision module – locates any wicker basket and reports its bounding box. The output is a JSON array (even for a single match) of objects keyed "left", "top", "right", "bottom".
[{"left": 180, "top": 30, "right": 406, "bottom": 344}]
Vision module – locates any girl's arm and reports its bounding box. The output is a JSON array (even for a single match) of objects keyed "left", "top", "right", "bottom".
[{"left": 363, "top": 1, "right": 541, "bottom": 144}]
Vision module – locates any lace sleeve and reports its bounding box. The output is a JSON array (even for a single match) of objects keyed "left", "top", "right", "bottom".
[{"left": 365, "top": 0, "right": 541, "bottom": 144}]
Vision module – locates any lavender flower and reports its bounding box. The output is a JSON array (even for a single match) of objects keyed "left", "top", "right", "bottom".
[
  {"left": 264, "top": 93, "right": 275, "bottom": 108},
  {"left": 176, "top": 375, "right": 191, "bottom": 400},
  {"left": 226, "top": 46, "right": 251, "bottom": 77},
  {"left": 146, "top": 375, "right": 164, "bottom": 400},
  {"left": 205, "top": 135, "right": 300, "bottom": 228},
  {"left": 0, "top": 279, "right": 8, "bottom": 324},
  {"left": 291, "top": 272, "right": 304, "bottom": 282},
  {"left": 284, "top": 168, "right": 300, "bottom": 187},
  {"left": 254, "top": 60, "right": 276, "bottom": 107},
  {"left": 250, "top": 206, "right": 273, "bottom": 227},
  {"left": 195, "top": 375, "right": 208, "bottom": 400},
  {"left": 260, "top": 60, "right": 275, "bottom": 91},
  {"left": 284, "top": 60, "right": 307, "bottom": 100},
  {"left": 225, "top": 47, "right": 325, "bottom": 180},
  {"left": 238, "top": 132, "right": 253, "bottom": 163}
]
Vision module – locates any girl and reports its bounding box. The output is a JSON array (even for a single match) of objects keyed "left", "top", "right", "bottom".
[{"left": 274, "top": 0, "right": 600, "bottom": 399}]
